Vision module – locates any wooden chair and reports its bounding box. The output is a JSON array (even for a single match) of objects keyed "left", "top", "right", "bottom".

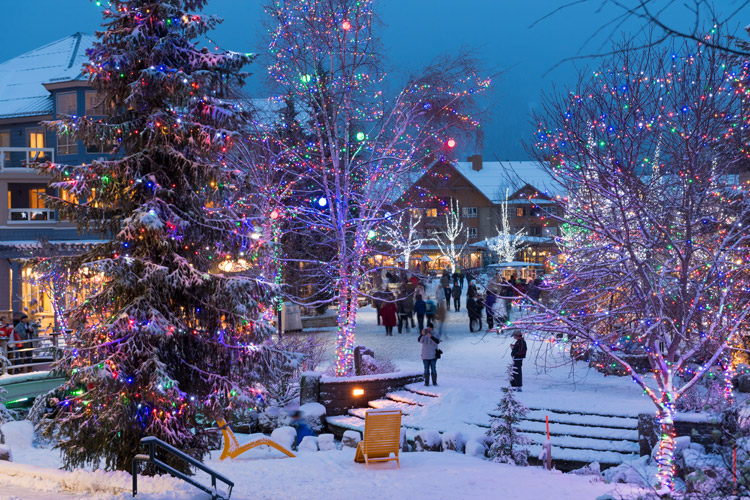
[
  {"left": 216, "top": 418, "right": 296, "bottom": 460},
  {"left": 353, "top": 409, "right": 402, "bottom": 468}
]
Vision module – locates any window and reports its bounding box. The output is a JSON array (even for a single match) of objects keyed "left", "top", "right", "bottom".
[
  {"left": 29, "top": 188, "right": 45, "bottom": 209},
  {"left": 425, "top": 208, "right": 438, "bottom": 218},
  {"left": 0, "top": 130, "right": 9, "bottom": 164},
  {"left": 516, "top": 207, "right": 525, "bottom": 217},
  {"left": 529, "top": 226, "right": 542, "bottom": 236},
  {"left": 409, "top": 208, "right": 422, "bottom": 219},
  {"left": 543, "top": 226, "right": 558, "bottom": 237},
  {"left": 28, "top": 131, "right": 45, "bottom": 159},
  {"left": 531, "top": 207, "right": 541, "bottom": 217},
  {"left": 462, "top": 206, "right": 478, "bottom": 218},
  {"left": 57, "top": 130, "right": 77, "bottom": 155},
  {"left": 61, "top": 189, "right": 78, "bottom": 204},
  {"left": 85, "top": 91, "right": 106, "bottom": 116},
  {"left": 468, "top": 227, "right": 477, "bottom": 238},
  {"left": 56, "top": 92, "right": 77, "bottom": 116}
]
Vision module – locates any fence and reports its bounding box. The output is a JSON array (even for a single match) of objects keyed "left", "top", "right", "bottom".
[{"left": 0, "top": 333, "right": 64, "bottom": 374}]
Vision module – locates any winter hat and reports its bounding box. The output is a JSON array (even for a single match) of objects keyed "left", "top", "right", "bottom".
[{"left": 19, "top": 314, "right": 28, "bottom": 320}]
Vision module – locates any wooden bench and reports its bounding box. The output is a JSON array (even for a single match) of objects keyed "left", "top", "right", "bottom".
[
  {"left": 216, "top": 418, "right": 296, "bottom": 460},
  {"left": 354, "top": 409, "right": 402, "bottom": 468}
]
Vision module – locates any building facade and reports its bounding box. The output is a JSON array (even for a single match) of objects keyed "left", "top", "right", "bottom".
[
  {"left": 396, "top": 156, "right": 562, "bottom": 273},
  {"left": 0, "top": 33, "right": 106, "bottom": 328}
]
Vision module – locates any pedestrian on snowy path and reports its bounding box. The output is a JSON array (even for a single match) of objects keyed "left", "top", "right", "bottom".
[
  {"left": 397, "top": 288, "right": 415, "bottom": 334},
  {"left": 418, "top": 323, "right": 440, "bottom": 386},
  {"left": 425, "top": 296, "right": 436, "bottom": 323},
  {"left": 467, "top": 296, "right": 482, "bottom": 332},
  {"left": 414, "top": 294, "right": 426, "bottom": 334},
  {"left": 510, "top": 331, "right": 527, "bottom": 391},
  {"left": 434, "top": 298, "right": 447, "bottom": 335},
  {"left": 485, "top": 291, "right": 496, "bottom": 330},
  {"left": 380, "top": 296, "right": 397, "bottom": 336},
  {"left": 451, "top": 284, "right": 461, "bottom": 312}
]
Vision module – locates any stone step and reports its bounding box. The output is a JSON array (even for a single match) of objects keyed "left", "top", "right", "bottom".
[
  {"left": 525, "top": 443, "right": 638, "bottom": 466},
  {"left": 403, "top": 385, "right": 440, "bottom": 398},
  {"left": 368, "top": 399, "right": 415, "bottom": 413},
  {"left": 508, "top": 409, "right": 638, "bottom": 430},
  {"left": 516, "top": 419, "right": 638, "bottom": 442},
  {"left": 527, "top": 406, "right": 638, "bottom": 420},
  {"left": 386, "top": 390, "right": 436, "bottom": 407},
  {"left": 520, "top": 431, "right": 639, "bottom": 453}
]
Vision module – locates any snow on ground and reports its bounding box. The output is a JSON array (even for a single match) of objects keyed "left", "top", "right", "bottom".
[{"left": 0, "top": 276, "right": 656, "bottom": 499}]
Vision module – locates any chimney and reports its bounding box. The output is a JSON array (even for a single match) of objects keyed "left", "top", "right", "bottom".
[{"left": 468, "top": 154, "right": 483, "bottom": 171}]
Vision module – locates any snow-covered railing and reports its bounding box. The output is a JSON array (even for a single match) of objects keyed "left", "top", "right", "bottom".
[
  {"left": 0, "top": 147, "right": 55, "bottom": 170},
  {"left": 133, "top": 436, "right": 234, "bottom": 500},
  {"left": 0, "top": 333, "right": 63, "bottom": 375}
]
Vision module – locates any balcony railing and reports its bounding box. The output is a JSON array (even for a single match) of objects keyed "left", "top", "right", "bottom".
[
  {"left": 0, "top": 147, "right": 55, "bottom": 170},
  {"left": 9, "top": 208, "right": 56, "bottom": 222}
]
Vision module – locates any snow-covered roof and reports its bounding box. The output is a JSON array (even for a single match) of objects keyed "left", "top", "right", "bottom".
[
  {"left": 0, "top": 33, "right": 96, "bottom": 120},
  {"left": 454, "top": 161, "right": 560, "bottom": 202}
]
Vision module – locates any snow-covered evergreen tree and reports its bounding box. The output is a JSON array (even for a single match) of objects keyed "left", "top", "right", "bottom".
[
  {"left": 487, "top": 364, "right": 531, "bottom": 466},
  {"left": 35, "top": 0, "right": 286, "bottom": 473}
]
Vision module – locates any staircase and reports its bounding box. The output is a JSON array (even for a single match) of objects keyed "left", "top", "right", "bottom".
[
  {"left": 490, "top": 407, "right": 640, "bottom": 469},
  {"left": 326, "top": 387, "right": 641, "bottom": 471}
]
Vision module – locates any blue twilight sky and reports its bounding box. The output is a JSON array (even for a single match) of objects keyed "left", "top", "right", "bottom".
[{"left": 0, "top": 1, "right": 747, "bottom": 160}]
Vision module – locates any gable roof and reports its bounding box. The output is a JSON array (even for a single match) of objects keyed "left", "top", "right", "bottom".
[
  {"left": 454, "top": 161, "right": 560, "bottom": 202},
  {"left": 0, "top": 33, "right": 96, "bottom": 120}
]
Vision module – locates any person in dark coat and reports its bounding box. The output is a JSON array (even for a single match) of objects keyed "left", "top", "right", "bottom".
[
  {"left": 414, "top": 294, "right": 426, "bottom": 334},
  {"left": 291, "top": 410, "right": 316, "bottom": 447},
  {"left": 510, "top": 331, "right": 528, "bottom": 390},
  {"left": 485, "top": 291, "right": 496, "bottom": 330},
  {"left": 451, "top": 284, "right": 461, "bottom": 312},
  {"left": 418, "top": 323, "right": 441, "bottom": 386},
  {"left": 380, "top": 297, "right": 397, "bottom": 336},
  {"left": 424, "top": 296, "right": 436, "bottom": 323},
  {"left": 466, "top": 296, "right": 482, "bottom": 332},
  {"left": 500, "top": 278, "right": 513, "bottom": 317},
  {"left": 397, "top": 289, "right": 415, "bottom": 334}
]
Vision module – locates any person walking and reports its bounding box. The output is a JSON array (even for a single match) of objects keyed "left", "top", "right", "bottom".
[
  {"left": 451, "top": 283, "right": 461, "bottom": 312},
  {"left": 485, "top": 291, "right": 496, "bottom": 330},
  {"left": 418, "top": 323, "right": 441, "bottom": 386},
  {"left": 380, "top": 297, "right": 397, "bottom": 336},
  {"left": 425, "top": 295, "right": 436, "bottom": 324},
  {"left": 440, "top": 271, "right": 451, "bottom": 305},
  {"left": 414, "top": 294, "right": 426, "bottom": 334},
  {"left": 434, "top": 297, "right": 447, "bottom": 335},
  {"left": 397, "top": 289, "right": 415, "bottom": 334},
  {"left": 467, "top": 295, "right": 482, "bottom": 332},
  {"left": 510, "top": 331, "right": 528, "bottom": 391}
]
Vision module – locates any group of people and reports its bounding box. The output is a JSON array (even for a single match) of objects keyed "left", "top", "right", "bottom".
[{"left": 0, "top": 314, "right": 37, "bottom": 373}]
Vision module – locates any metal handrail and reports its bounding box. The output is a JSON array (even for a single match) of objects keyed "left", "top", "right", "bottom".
[
  {"left": 0, "top": 147, "right": 55, "bottom": 170},
  {"left": 132, "top": 436, "right": 233, "bottom": 500},
  {"left": 0, "top": 334, "right": 62, "bottom": 374}
]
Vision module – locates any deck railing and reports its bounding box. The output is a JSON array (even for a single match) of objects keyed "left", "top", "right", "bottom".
[
  {"left": 0, "top": 333, "right": 63, "bottom": 375},
  {"left": 0, "top": 147, "right": 55, "bottom": 170}
]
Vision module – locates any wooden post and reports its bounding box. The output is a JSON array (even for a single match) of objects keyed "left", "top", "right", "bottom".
[{"left": 544, "top": 415, "right": 552, "bottom": 470}]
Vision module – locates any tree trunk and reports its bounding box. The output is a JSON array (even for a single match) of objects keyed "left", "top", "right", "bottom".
[
  {"left": 334, "top": 275, "right": 360, "bottom": 376},
  {"left": 654, "top": 405, "right": 676, "bottom": 492}
]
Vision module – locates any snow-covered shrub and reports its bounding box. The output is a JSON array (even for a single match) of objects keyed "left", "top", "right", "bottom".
[
  {"left": 0, "top": 444, "right": 11, "bottom": 462},
  {"left": 486, "top": 365, "right": 531, "bottom": 466},
  {"left": 570, "top": 462, "right": 602, "bottom": 477},
  {"left": 318, "top": 433, "right": 336, "bottom": 451},
  {"left": 465, "top": 439, "right": 487, "bottom": 458},
  {"left": 258, "top": 407, "right": 291, "bottom": 434},
  {"left": 298, "top": 436, "right": 319, "bottom": 452},
  {"left": 441, "top": 431, "right": 467, "bottom": 453},
  {"left": 414, "top": 429, "right": 442, "bottom": 452},
  {"left": 263, "top": 335, "right": 324, "bottom": 407},
  {"left": 603, "top": 455, "right": 656, "bottom": 487},
  {"left": 271, "top": 426, "right": 297, "bottom": 451},
  {"left": 675, "top": 371, "right": 731, "bottom": 413},
  {"left": 299, "top": 402, "right": 327, "bottom": 433},
  {"left": 342, "top": 430, "right": 361, "bottom": 449},
  {"left": 323, "top": 346, "right": 397, "bottom": 376}
]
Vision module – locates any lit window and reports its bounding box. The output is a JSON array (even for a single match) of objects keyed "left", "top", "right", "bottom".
[
  {"left": 61, "top": 189, "right": 78, "bottom": 204},
  {"left": 468, "top": 227, "right": 477, "bottom": 238},
  {"left": 29, "top": 188, "right": 45, "bottom": 209},
  {"left": 425, "top": 208, "right": 438, "bottom": 218},
  {"left": 56, "top": 92, "right": 77, "bottom": 116},
  {"left": 462, "top": 207, "right": 478, "bottom": 218},
  {"left": 57, "top": 131, "right": 78, "bottom": 155},
  {"left": 409, "top": 208, "right": 422, "bottom": 218},
  {"left": 29, "top": 132, "right": 45, "bottom": 159},
  {"left": 516, "top": 207, "right": 524, "bottom": 217},
  {"left": 85, "top": 91, "right": 106, "bottom": 116}
]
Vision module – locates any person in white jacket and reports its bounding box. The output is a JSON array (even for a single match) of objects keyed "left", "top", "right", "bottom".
[{"left": 418, "top": 323, "right": 441, "bottom": 386}]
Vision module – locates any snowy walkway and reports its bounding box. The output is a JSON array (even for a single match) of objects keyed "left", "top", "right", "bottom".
[{"left": 0, "top": 278, "right": 655, "bottom": 499}]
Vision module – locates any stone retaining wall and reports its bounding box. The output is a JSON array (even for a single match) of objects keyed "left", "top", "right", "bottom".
[{"left": 300, "top": 371, "right": 424, "bottom": 416}]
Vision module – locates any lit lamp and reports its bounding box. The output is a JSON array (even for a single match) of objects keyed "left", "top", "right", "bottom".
[{"left": 352, "top": 388, "right": 365, "bottom": 397}]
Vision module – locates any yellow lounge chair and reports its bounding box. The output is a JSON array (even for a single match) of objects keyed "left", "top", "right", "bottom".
[
  {"left": 216, "top": 418, "right": 296, "bottom": 460},
  {"left": 353, "top": 409, "right": 402, "bottom": 468}
]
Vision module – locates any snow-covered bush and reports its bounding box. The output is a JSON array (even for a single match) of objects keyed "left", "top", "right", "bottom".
[
  {"left": 298, "top": 436, "right": 319, "bottom": 452},
  {"left": 264, "top": 335, "right": 325, "bottom": 407},
  {"left": 486, "top": 365, "right": 531, "bottom": 466},
  {"left": 299, "top": 402, "right": 327, "bottom": 433},
  {"left": 414, "top": 429, "right": 442, "bottom": 452},
  {"left": 441, "top": 431, "right": 467, "bottom": 453},
  {"left": 342, "top": 430, "right": 361, "bottom": 449},
  {"left": 465, "top": 439, "right": 487, "bottom": 458},
  {"left": 324, "top": 346, "right": 397, "bottom": 376},
  {"left": 318, "top": 434, "right": 336, "bottom": 451},
  {"left": 271, "top": 426, "right": 297, "bottom": 451},
  {"left": 258, "top": 407, "right": 291, "bottom": 434}
]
